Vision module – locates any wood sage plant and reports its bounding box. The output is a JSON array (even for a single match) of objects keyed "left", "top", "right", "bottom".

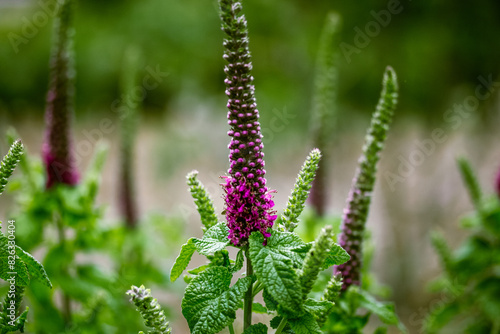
[
  {"left": 127, "top": 1, "right": 407, "bottom": 333},
  {"left": 127, "top": 1, "right": 353, "bottom": 333}
]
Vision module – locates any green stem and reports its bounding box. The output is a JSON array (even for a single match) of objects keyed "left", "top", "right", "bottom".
[
  {"left": 56, "top": 213, "right": 72, "bottom": 325},
  {"left": 243, "top": 249, "right": 253, "bottom": 331},
  {"left": 229, "top": 323, "right": 235, "bottom": 334},
  {"left": 275, "top": 317, "right": 288, "bottom": 334}
]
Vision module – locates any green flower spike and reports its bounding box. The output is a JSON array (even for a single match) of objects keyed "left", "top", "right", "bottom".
[
  {"left": 335, "top": 67, "right": 398, "bottom": 290},
  {"left": 127, "top": 285, "right": 172, "bottom": 334},
  {"left": 187, "top": 171, "right": 218, "bottom": 232},
  {"left": 281, "top": 148, "right": 322, "bottom": 232},
  {"left": 299, "top": 225, "right": 334, "bottom": 299},
  {"left": 0, "top": 140, "right": 24, "bottom": 195}
]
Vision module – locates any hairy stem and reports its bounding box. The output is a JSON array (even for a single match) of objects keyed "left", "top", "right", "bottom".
[{"left": 243, "top": 249, "right": 253, "bottom": 330}]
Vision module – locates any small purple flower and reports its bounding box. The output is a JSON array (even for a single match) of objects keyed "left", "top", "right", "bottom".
[{"left": 220, "top": 0, "right": 276, "bottom": 246}]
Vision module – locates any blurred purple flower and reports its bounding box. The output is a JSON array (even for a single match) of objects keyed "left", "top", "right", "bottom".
[{"left": 43, "top": 0, "right": 79, "bottom": 189}]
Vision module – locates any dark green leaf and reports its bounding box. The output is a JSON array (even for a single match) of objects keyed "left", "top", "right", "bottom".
[
  {"left": 243, "top": 323, "right": 268, "bottom": 334},
  {"left": 249, "top": 232, "right": 303, "bottom": 314},
  {"left": 288, "top": 312, "right": 322, "bottom": 334},
  {"left": 181, "top": 266, "right": 252, "bottom": 334},
  {"left": 170, "top": 239, "right": 196, "bottom": 282}
]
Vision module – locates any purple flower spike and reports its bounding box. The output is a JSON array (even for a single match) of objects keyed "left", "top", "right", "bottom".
[
  {"left": 43, "top": 0, "right": 79, "bottom": 189},
  {"left": 219, "top": 0, "right": 276, "bottom": 246}
]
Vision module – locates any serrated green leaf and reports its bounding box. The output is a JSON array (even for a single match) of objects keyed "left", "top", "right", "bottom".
[
  {"left": 181, "top": 266, "right": 252, "bottom": 334},
  {"left": 304, "top": 298, "right": 334, "bottom": 318},
  {"left": 15, "top": 246, "right": 51, "bottom": 288},
  {"left": 252, "top": 302, "right": 268, "bottom": 314},
  {"left": 0, "top": 233, "right": 29, "bottom": 286},
  {"left": 243, "top": 323, "right": 268, "bottom": 334},
  {"left": 322, "top": 243, "right": 350, "bottom": 269},
  {"left": 265, "top": 230, "right": 309, "bottom": 268},
  {"left": 192, "top": 223, "right": 230, "bottom": 256},
  {"left": 187, "top": 265, "right": 211, "bottom": 275},
  {"left": 288, "top": 312, "right": 322, "bottom": 334},
  {"left": 263, "top": 288, "right": 278, "bottom": 311},
  {"left": 249, "top": 232, "right": 303, "bottom": 314},
  {"left": 170, "top": 239, "right": 196, "bottom": 282}
]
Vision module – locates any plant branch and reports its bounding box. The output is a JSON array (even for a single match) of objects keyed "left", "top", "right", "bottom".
[{"left": 275, "top": 317, "right": 288, "bottom": 334}]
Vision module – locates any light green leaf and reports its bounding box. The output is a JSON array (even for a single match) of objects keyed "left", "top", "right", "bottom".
[
  {"left": 322, "top": 243, "right": 350, "bottom": 269},
  {"left": 170, "top": 239, "right": 196, "bottom": 282},
  {"left": 15, "top": 246, "right": 52, "bottom": 288},
  {"left": 266, "top": 230, "right": 309, "bottom": 268},
  {"left": 288, "top": 312, "right": 322, "bottom": 334},
  {"left": 181, "top": 266, "right": 252, "bottom": 334},
  {"left": 252, "top": 302, "right": 268, "bottom": 314},
  {"left": 231, "top": 249, "right": 244, "bottom": 273},
  {"left": 243, "top": 323, "right": 268, "bottom": 334},
  {"left": 304, "top": 298, "right": 334, "bottom": 318},
  {"left": 249, "top": 232, "right": 303, "bottom": 314},
  {"left": 353, "top": 287, "right": 406, "bottom": 332},
  {"left": 192, "top": 222, "right": 230, "bottom": 255}
]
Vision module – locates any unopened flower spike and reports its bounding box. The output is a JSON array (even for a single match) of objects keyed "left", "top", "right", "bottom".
[
  {"left": 299, "top": 225, "right": 334, "bottom": 299},
  {"left": 281, "top": 148, "right": 322, "bottom": 232},
  {"left": 309, "top": 12, "right": 341, "bottom": 217},
  {"left": 42, "top": 0, "right": 79, "bottom": 189},
  {"left": 0, "top": 140, "right": 24, "bottom": 195},
  {"left": 317, "top": 273, "right": 343, "bottom": 326},
  {"left": 187, "top": 170, "right": 218, "bottom": 232},
  {"left": 335, "top": 67, "right": 398, "bottom": 290},
  {"left": 219, "top": 0, "right": 277, "bottom": 247},
  {"left": 127, "top": 285, "right": 172, "bottom": 334}
]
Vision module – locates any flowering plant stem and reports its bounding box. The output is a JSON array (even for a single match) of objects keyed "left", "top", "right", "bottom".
[{"left": 243, "top": 249, "right": 253, "bottom": 330}]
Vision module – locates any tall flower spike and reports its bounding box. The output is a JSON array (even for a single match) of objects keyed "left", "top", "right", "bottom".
[
  {"left": 119, "top": 47, "right": 141, "bottom": 228},
  {"left": 281, "top": 148, "right": 322, "bottom": 232},
  {"left": 335, "top": 67, "right": 398, "bottom": 290},
  {"left": 309, "top": 12, "right": 341, "bottom": 217},
  {"left": 187, "top": 170, "right": 218, "bottom": 232},
  {"left": 127, "top": 285, "right": 172, "bottom": 334},
  {"left": 219, "top": 0, "right": 276, "bottom": 247},
  {"left": 42, "top": 0, "right": 79, "bottom": 189},
  {"left": 0, "top": 140, "right": 24, "bottom": 195}
]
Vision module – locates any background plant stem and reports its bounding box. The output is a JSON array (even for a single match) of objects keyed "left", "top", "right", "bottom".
[{"left": 56, "top": 212, "right": 72, "bottom": 325}]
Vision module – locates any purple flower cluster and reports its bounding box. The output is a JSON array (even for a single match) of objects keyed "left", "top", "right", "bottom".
[
  {"left": 219, "top": 0, "right": 276, "bottom": 246},
  {"left": 223, "top": 176, "right": 276, "bottom": 246}
]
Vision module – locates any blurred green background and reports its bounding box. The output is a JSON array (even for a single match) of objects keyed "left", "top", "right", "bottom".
[{"left": 1, "top": 0, "right": 500, "bottom": 333}]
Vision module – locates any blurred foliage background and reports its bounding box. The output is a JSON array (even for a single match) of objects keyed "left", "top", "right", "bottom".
[{"left": 0, "top": 0, "right": 500, "bottom": 333}]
